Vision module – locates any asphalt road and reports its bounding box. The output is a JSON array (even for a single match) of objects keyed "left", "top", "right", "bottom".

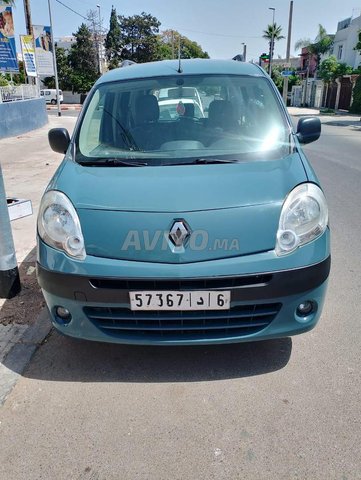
[{"left": 0, "top": 116, "right": 360, "bottom": 480}]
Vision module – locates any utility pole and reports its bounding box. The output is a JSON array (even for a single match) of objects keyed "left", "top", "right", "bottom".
[
  {"left": 171, "top": 30, "right": 175, "bottom": 59},
  {"left": 283, "top": 1, "right": 294, "bottom": 103},
  {"left": 97, "top": 4, "right": 102, "bottom": 74},
  {"left": 0, "top": 165, "right": 20, "bottom": 299},
  {"left": 47, "top": 0, "right": 61, "bottom": 117},
  {"left": 23, "top": 0, "right": 33, "bottom": 36},
  {"left": 23, "top": 0, "right": 37, "bottom": 86},
  {"left": 268, "top": 7, "right": 276, "bottom": 78}
]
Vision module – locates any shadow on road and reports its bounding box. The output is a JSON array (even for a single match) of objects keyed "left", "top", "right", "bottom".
[
  {"left": 323, "top": 120, "right": 361, "bottom": 130},
  {"left": 19, "top": 329, "right": 292, "bottom": 383}
]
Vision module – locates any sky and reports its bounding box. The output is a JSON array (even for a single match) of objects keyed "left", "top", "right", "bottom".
[{"left": 10, "top": 0, "right": 361, "bottom": 61}]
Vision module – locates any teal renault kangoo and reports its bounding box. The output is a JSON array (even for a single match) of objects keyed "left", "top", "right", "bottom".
[{"left": 37, "top": 59, "right": 330, "bottom": 345}]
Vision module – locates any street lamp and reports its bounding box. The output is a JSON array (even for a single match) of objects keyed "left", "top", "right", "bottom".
[
  {"left": 96, "top": 4, "right": 102, "bottom": 74},
  {"left": 269, "top": 7, "right": 276, "bottom": 77}
]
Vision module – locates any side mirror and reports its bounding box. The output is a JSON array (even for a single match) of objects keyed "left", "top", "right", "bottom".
[
  {"left": 296, "top": 117, "right": 321, "bottom": 144},
  {"left": 48, "top": 128, "right": 71, "bottom": 154}
]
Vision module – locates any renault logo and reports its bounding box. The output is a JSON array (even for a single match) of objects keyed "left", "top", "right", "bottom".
[{"left": 169, "top": 220, "right": 191, "bottom": 247}]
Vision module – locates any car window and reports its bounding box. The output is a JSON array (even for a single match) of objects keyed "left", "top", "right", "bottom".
[{"left": 77, "top": 74, "right": 291, "bottom": 165}]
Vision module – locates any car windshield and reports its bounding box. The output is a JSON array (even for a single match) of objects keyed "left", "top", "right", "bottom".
[{"left": 76, "top": 74, "right": 291, "bottom": 166}]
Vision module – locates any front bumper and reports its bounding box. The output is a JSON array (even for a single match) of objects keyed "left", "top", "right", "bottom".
[{"left": 37, "top": 235, "right": 331, "bottom": 345}]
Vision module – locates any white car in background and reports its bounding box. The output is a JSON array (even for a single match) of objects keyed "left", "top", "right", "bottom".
[
  {"left": 158, "top": 98, "right": 205, "bottom": 120},
  {"left": 40, "top": 88, "right": 63, "bottom": 105}
]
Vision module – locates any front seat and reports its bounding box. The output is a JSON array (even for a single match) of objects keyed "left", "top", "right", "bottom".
[{"left": 130, "top": 94, "right": 161, "bottom": 150}]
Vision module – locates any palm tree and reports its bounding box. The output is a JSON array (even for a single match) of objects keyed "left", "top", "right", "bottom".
[
  {"left": 263, "top": 23, "right": 285, "bottom": 43},
  {"left": 295, "top": 24, "right": 333, "bottom": 74},
  {"left": 295, "top": 25, "right": 333, "bottom": 106},
  {"left": 263, "top": 23, "right": 285, "bottom": 74}
]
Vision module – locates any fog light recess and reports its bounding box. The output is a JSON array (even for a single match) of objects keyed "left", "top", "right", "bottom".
[
  {"left": 296, "top": 301, "right": 315, "bottom": 317},
  {"left": 55, "top": 306, "right": 72, "bottom": 324}
]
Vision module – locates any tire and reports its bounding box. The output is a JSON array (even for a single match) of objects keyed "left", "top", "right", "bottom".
[{"left": 51, "top": 99, "right": 56, "bottom": 105}]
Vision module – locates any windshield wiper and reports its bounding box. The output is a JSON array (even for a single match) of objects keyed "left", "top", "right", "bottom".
[
  {"left": 193, "top": 158, "right": 240, "bottom": 164},
  {"left": 162, "top": 158, "right": 240, "bottom": 167},
  {"left": 78, "top": 159, "right": 148, "bottom": 167}
]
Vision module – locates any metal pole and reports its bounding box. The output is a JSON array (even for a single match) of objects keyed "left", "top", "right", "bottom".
[
  {"left": 0, "top": 165, "right": 21, "bottom": 299},
  {"left": 47, "top": 0, "right": 61, "bottom": 117},
  {"left": 23, "top": 0, "right": 37, "bottom": 86},
  {"left": 23, "top": 0, "right": 33, "bottom": 36},
  {"left": 269, "top": 7, "right": 275, "bottom": 78},
  {"left": 283, "top": 1, "right": 294, "bottom": 103},
  {"left": 97, "top": 4, "right": 102, "bottom": 74}
]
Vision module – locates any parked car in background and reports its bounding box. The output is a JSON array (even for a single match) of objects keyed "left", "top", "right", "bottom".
[
  {"left": 158, "top": 98, "right": 205, "bottom": 120},
  {"left": 40, "top": 88, "right": 63, "bottom": 105},
  {"left": 38, "top": 59, "right": 330, "bottom": 346}
]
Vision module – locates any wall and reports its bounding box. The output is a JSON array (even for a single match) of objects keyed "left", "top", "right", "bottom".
[
  {"left": 0, "top": 98, "right": 48, "bottom": 139},
  {"left": 62, "top": 91, "right": 81, "bottom": 104},
  {"left": 332, "top": 15, "right": 361, "bottom": 69}
]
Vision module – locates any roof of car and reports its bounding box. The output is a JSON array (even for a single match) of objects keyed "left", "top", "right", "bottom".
[{"left": 96, "top": 59, "right": 265, "bottom": 85}]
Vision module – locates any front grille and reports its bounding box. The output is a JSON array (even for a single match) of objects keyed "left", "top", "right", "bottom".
[
  {"left": 89, "top": 274, "right": 272, "bottom": 291},
  {"left": 84, "top": 303, "right": 281, "bottom": 341}
]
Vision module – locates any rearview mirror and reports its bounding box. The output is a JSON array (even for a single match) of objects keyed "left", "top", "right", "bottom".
[
  {"left": 296, "top": 117, "right": 321, "bottom": 145},
  {"left": 48, "top": 128, "right": 71, "bottom": 154}
]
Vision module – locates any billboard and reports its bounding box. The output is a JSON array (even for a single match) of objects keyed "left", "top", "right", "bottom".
[
  {"left": 33, "top": 25, "right": 54, "bottom": 76},
  {"left": 20, "top": 35, "right": 37, "bottom": 77},
  {"left": 0, "top": 3, "right": 19, "bottom": 72}
]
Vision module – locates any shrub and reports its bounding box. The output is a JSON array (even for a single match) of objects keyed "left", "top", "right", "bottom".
[{"left": 350, "top": 76, "right": 361, "bottom": 113}]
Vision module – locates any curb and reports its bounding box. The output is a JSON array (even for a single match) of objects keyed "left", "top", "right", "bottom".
[
  {"left": 0, "top": 309, "right": 52, "bottom": 406},
  {"left": 46, "top": 105, "right": 82, "bottom": 111}
]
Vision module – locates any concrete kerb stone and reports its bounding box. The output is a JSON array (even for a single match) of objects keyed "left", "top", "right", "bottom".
[{"left": 0, "top": 309, "right": 52, "bottom": 406}]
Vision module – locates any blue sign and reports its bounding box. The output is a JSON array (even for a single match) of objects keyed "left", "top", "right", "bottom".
[
  {"left": 0, "top": 5, "right": 18, "bottom": 72},
  {"left": 281, "top": 70, "right": 294, "bottom": 77}
]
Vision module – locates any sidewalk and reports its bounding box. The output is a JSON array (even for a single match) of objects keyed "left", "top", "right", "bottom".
[
  {"left": 288, "top": 106, "right": 361, "bottom": 127},
  {"left": 0, "top": 115, "right": 77, "bottom": 405}
]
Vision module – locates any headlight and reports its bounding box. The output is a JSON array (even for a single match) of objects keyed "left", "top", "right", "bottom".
[
  {"left": 37, "top": 191, "right": 86, "bottom": 260},
  {"left": 276, "top": 183, "right": 328, "bottom": 256}
]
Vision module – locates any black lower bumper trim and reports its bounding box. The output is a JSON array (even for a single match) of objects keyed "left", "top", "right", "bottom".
[{"left": 37, "top": 256, "right": 331, "bottom": 304}]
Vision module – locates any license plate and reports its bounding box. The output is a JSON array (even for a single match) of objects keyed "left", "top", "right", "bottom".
[{"left": 129, "top": 291, "right": 231, "bottom": 311}]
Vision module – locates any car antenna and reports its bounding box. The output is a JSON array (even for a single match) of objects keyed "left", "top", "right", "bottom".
[{"left": 177, "top": 36, "right": 183, "bottom": 73}]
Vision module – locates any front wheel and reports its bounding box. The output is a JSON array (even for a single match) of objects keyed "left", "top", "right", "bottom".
[{"left": 51, "top": 99, "right": 56, "bottom": 105}]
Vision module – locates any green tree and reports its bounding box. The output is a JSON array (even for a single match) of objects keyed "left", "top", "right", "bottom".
[
  {"left": 68, "top": 23, "right": 99, "bottom": 93},
  {"left": 104, "top": 6, "right": 122, "bottom": 69},
  {"left": 319, "top": 56, "right": 352, "bottom": 83},
  {"left": 118, "top": 12, "right": 161, "bottom": 63},
  {"left": 263, "top": 23, "right": 285, "bottom": 59},
  {"left": 155, "top": 30, "right": 209, "bottom": 60},
  {"left": 350, "top": 76, "right": 361, "bottom": 113},
  {"left": 270, "top": 64, "right": 300, "bottom": 94},
  {"left": 295, "top": 24, "right": 333, "bottom": 74},
  {"left": 263, "top": 23, "right": 285, "bottom": 43}
]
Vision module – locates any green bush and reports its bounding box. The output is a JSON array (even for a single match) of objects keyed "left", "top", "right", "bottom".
[{"left": 350, "top": 76, "right": 361, "bottom": 113}]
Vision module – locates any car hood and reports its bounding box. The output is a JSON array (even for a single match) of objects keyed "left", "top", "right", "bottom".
[{"left": 50, "top": 153, "right": 307, "bottom": 263}]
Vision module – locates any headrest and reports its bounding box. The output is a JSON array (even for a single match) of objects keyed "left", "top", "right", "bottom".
[
  {"left": 184, "top": 103, "right": 195, "bottom": 118},
  {"left": 208, "top": 100, "right": 235, "bottom": 128},
  {"left": 135, "top": 95, "right": 160, "bottom": 124}
]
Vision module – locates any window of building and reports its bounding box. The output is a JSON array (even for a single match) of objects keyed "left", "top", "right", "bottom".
[{"left": 337, "top": 45, "right": 343, "bottom": 60}]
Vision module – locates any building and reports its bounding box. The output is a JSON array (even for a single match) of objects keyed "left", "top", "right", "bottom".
[
  {"left": 331, "top": 15, "right": 361, "bottom": 69},
  {"left": 54, "top": 36, "right": 75, "bottom": 51},
  {"left": 272, "top": 57, "right": 300, "bottom": 69}
]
